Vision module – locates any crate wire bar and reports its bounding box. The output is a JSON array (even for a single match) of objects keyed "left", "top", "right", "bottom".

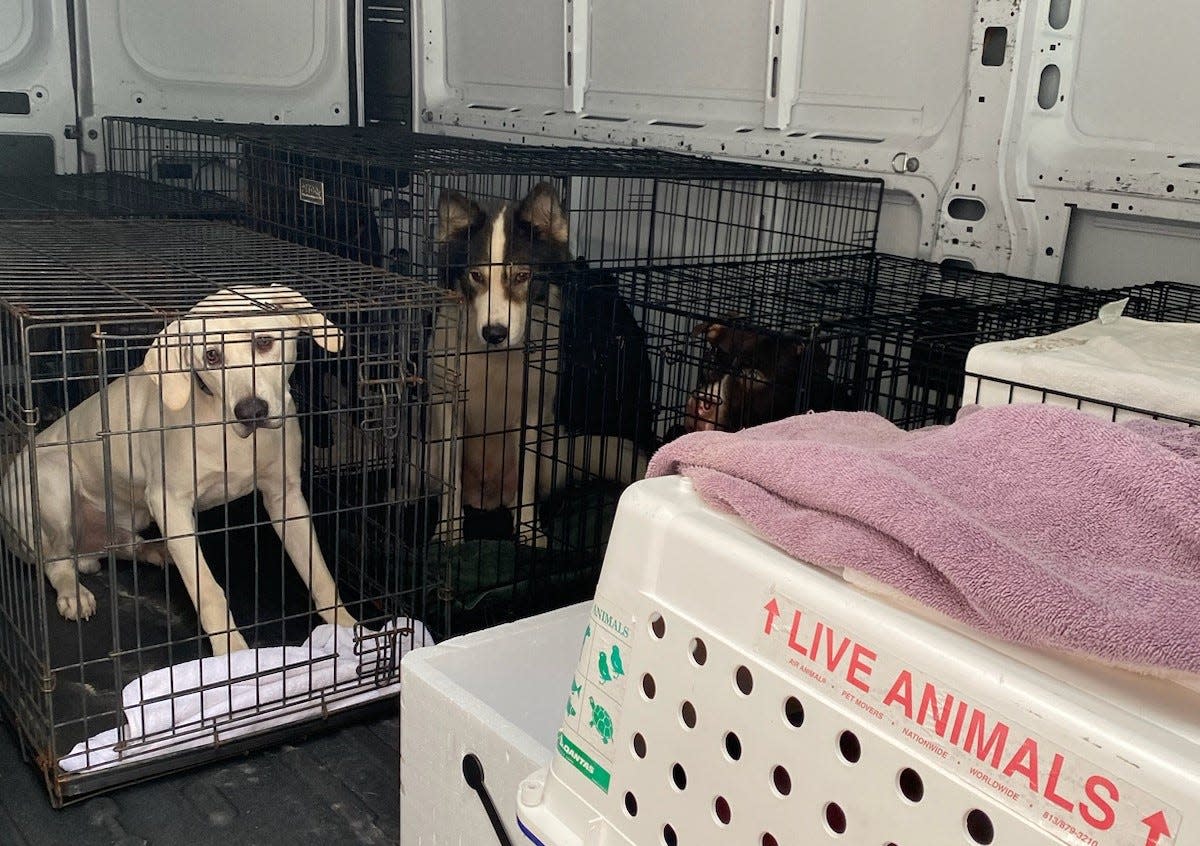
[
  {"left": 0, "top": 218, "right": 449, "bottom": 803},
  {"left": 1123, "top": 279, "right": 1200, "bottom": 323}
]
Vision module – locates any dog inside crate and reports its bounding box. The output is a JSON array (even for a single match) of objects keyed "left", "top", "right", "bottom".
[
  {"left": 424, "top": 178, "right": 654, "bottom": 624},
  {"left": 423, "top": 178, "right": 875, "bottom": 628},
  {"left": 660, "top": 316, "right": 851, "bottom": 441},
  {"left": 0, "top": 251, "right": 433, "bottom": 774}
]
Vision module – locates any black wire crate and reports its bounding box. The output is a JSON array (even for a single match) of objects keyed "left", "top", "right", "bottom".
[
  {"left": 819, "top": 256, "right": 1118, "bottom": 429},
  {"left": 1121, "top": 279, "right": 1200, "bottom": 323},
  {"left": 0, "top": 218, "right": 452, "bottom": 803},
  {"left": 959, "top": 277, "right": 1200, "bottom": 428},
  {"left": 489, "top": 252, "right": 876, "bottom": 628},
  {"left": 102, "top": 116, "right": 885, "bottom": 276}
]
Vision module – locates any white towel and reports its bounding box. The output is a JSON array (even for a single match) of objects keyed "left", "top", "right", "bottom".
[
  {"left": 60, "top": 618, "right": 433, "bottom": 773},
  {"left": 963, "top": 299, "right": 1200, "bottom": 423}
]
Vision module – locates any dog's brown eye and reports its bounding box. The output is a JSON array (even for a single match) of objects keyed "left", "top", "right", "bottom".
[
  {"left": 204, "top": 348, "right": 222, "bottom": 367},
  {"left": 512, "top": 270, "right": 531, "bottom": 285},
  {"left": 254, "top": 335, "right": 274, "bottom": 353},
  {"left": 468, "top": 270, "right": 486, "bottom": 285}
]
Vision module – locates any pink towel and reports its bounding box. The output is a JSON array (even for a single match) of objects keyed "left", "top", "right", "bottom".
[{"left": 647, "top": 405, "right": 1200, "bottom": 678}]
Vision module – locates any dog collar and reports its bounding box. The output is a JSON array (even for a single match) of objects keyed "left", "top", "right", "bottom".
[{"left": 191, "top": 370, "right": 214, "bottom": 397}]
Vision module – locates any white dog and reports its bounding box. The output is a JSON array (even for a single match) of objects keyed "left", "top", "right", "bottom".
[{"left": 0, "top": 284, "right": 358, "bottom": 655}]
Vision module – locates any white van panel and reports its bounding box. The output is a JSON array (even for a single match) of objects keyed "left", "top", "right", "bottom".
[
  {"left": 0, "top": 0, "right": 78, "bottom": 172},
  {"left": 416, "top": 0, "right": 1200, "bottom": 282},
  {"left": 1062, "top": 212, "right": 1200, "bottom": 289},
  {"left": 586, "top": 0, "right": 767, "bottom": 121},
  {"left": 74, "top": 0, "right": 352, "bottom": 161}
]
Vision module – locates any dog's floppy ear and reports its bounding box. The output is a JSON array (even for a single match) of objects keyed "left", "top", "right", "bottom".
[
  {"left": 693, "top": 314, "right": 748, "bottom": 350},
  {"left": 517, "top": 182, "right": 568, "bottom": 244},
  {"left": 264, "top": 284, "right": 344, "bottom": 353},
  {"left": 693, "top": 321, "right": 727, "bottom": 347},
  {"left": 142, "top": 320, "right": 193, "bottom": 411},
  {"left": 436, "top": 191, "right": 484, "bottom": 242}
]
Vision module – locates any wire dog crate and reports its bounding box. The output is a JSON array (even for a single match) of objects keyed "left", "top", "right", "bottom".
[
  {"left": 0, "top": 218, "right": 450, "bottom": 803},
  {"left": 530, "top": 252, "right": 881, "bottom": 447},
  {"left": 1123, "top": 279, "right": 1200, "bottom": 323},
  {"left": 814, "top": 255, "right": 1117, "bottom": 430},
  {"left": 549, "top": 253, "right": 1112, "bottom": 466},
  {"left": 102, "top": 116, "right": 887, "bottom": 633},
  {"left": 960, "top": 277, "right": 1200, "bottom": 429}
]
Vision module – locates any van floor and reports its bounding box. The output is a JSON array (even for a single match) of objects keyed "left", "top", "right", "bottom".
[{"left": 0, "top": 710, "right": 399, "bottom": 845}]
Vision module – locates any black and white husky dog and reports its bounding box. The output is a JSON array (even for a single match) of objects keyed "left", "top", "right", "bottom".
[{"left": 430, "top": 182, "right": 654, "bottom": 545}]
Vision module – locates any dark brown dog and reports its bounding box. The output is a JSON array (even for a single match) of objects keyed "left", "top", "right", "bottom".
[{"left": 680, "top": 319, "right": 838, "bottom": 434}]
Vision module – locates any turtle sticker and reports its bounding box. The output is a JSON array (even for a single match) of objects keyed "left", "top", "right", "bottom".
[{"left": 587, "top": 698, "right": 614, "bottom": 745}]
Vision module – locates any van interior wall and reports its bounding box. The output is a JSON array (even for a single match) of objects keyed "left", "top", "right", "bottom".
[
  {"left": 413, "top": 0, "right": 1200, "bottom": 286},
  {"left": 3, "top": 2, "right": 1200, "bottom": 281}
]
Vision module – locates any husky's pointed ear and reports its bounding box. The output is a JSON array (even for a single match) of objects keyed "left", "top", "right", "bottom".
[
  {"left": 142, "top": 320, "right": 193, "bottom": 411},
  {"left": 517, "top": 182, "right": 568, "bottom": 244},
  {"left": 265, "top": 284, "right": 343, "bottom": 353},
  {"left": 436, "top": 191, "right": 484, "bottom": 242}
]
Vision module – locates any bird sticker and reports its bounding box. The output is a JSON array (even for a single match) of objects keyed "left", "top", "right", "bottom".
[{"left": 609, "top": 645, "right": 625, "bottom": 678}]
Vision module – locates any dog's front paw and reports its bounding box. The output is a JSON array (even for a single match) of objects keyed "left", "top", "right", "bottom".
[
  {"left": 209, "top": 631, "right": 250, "bottom": 656},
  {"left": 75, "top": 557, "right": 102, "bottom": 575},
  {"left": 57, "top": 587, "right": 97, "bottom": 621}
]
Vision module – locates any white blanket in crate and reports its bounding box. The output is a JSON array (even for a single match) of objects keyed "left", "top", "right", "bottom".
[
  {"left": 59, "top": 618, "right": 433, "bottom": 773},
  {"left": 963, "top": 298, "right": 1200, "bottom": 423}
]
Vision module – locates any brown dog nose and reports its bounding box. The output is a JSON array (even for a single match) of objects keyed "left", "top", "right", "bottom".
[{"left": 234, "top": 397, "right": 270, "bottom": 428}]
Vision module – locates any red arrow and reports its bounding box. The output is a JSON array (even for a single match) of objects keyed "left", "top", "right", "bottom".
[
  {"left": 1142, "top": 811, "right": 1172, "bottom": 846},
  {"left": 763, "top": 598, "right": 781, "bottom": 635}
]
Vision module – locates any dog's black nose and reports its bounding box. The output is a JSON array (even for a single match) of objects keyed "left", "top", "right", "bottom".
[
  {"left": 481, "top": 324, "right": 509, "bottom": 345},
  {"left": 234, "top": 397, "right": 270, "bottom": 427}
]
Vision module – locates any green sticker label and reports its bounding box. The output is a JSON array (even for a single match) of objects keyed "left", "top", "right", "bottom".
[{"left": 557, "top": 731, "right": 611, "bottom": 793}]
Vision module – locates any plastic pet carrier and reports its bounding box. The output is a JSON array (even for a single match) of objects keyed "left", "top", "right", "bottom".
[{"left": 515, "top": 475, "right": 1199, "bottom": 846}]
